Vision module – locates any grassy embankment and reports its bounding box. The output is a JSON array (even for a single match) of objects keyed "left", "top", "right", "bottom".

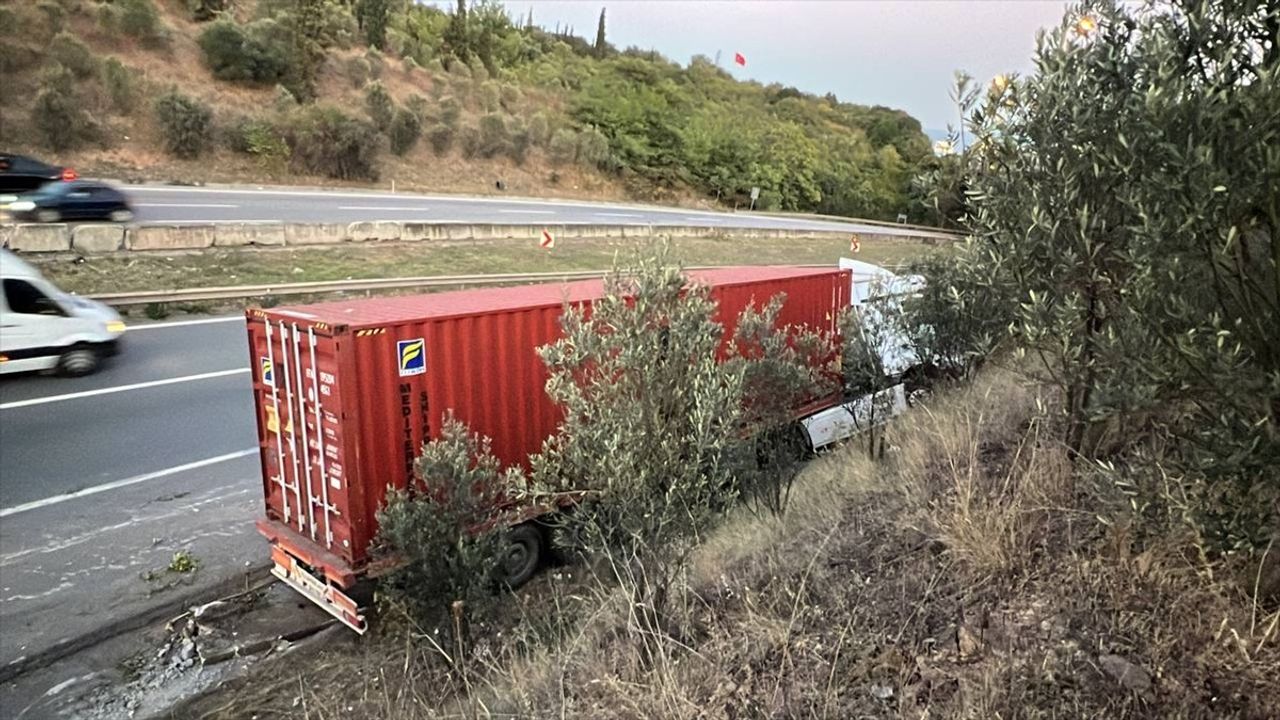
[{"left": 173, "top": 368, "right": 1279, "bottom": 719}]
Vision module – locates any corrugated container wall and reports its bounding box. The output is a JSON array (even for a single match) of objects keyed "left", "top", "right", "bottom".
[{"left": 246, "top": 267, "right": 849, "bottom": 581}]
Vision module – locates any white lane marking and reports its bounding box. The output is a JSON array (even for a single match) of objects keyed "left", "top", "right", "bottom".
[
  {"left": 129, "top": 316, "right": 243, "bottom": 331},
  {"left": 126, "top": 186, "right": 625, "bottom": 210},
  {"left": 687, "top": 216, "right": 725, "bottom": 222},
  {"left": 498, "top": 209, "right": 556, "bottom": 214},
  {"left": 0, "top": 368, "right": 250, "bottom": 410},
  {"left": 134, "top": 203, "right": 238, "bottom": 208},
  {"left": 135, "top": 220, "right": 260, "bottom": 225},
  {"left": 40, "top": 673, "right": 96, "bottom": 699},
  {"left": 337, "top": 205, "right": 431, "bottom": 211},
  {"left": 143, "top": 220, "right": 279, "bottom": 225},
  {"left": 1, "top": 488, "right": 251, "bottom": 564},
  {"left": 595, "top": 212, "right": 642, "bottom": 218},
  {"left": 3, "top": 582, "right": 74, "bottom": 603},
  {"left": 0, "top": 450, "right": 257, "bottom": 518}
]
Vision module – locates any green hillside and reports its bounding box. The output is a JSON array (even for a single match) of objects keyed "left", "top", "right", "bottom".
[{"left": 0, "top": 0, "right": 932, "bottom": 219}]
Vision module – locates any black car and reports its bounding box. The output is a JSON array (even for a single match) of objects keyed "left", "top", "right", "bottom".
[
  {"left": 0, "top": 153, "right": 76, "bottom": 195},
  {"left": 7, "top": 181, "right": 134, "bottom": 223}
]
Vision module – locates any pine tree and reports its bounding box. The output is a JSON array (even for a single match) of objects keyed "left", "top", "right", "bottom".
[{"left": 594, "top": 8, "right": 607, "bottom": 58}]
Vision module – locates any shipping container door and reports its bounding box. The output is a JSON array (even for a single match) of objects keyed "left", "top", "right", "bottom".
[{"left": 252, "top": 317, "right": 355, "bottom": 563}]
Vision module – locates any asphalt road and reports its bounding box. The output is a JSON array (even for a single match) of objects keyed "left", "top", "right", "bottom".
[
  {"left": 0, "top": 317, "right": 262, "bottom": 683},
  {"left": 121, "top": 185, "right": 946, "bottom": 238}
]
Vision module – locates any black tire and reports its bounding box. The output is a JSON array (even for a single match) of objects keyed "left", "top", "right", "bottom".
[
  {"left": 57, "top": 345, "right": 100, "bottom": 377},
  {"left": 499, "top": 524, "right": 543, "bottom": 588},
  {"left": 756, "top": 422, "right": 812, "bottom": 466}
]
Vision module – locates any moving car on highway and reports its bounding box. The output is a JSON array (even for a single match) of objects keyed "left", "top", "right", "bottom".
[
  {"left": 0, "top": 249, "right": 125, "bottom": 376},
  {"left": 0, "top": 153, "right": 77, "bottom": 195},
  {"left": 6, "top": 180, "right": 134, "bottom": 223}
]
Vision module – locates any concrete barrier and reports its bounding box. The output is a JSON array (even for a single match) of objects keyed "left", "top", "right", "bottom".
[
  {"left": 402, "top": 222, "right": 465, "bottom": 242},
  {"left": 285, "top": 223, "right": 348, "bottom": 246},
  {"left": 128, "top": 224, "right": 216, "bottom": 251},
  {"left": 4, "top": 221, "right": 932, "bottom": 254},
  {"left": 347, "top": 221, "right": 401, "bottom": 242},
  {"left": 215, "top": 223, "right": 286, "bottom": 247},
  {"left": 72, "top": 224, "right": 126, "bottom": 253},
  {"left": 8, "top": 224, "right": 71, "bottom": 252},
  {"left": 476, "top": 224, "right": 548, "bottom": 242}
]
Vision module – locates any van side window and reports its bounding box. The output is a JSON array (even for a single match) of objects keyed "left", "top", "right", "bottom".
[{"left": 3, "top": 279, "right": 66, "bottom": 317}]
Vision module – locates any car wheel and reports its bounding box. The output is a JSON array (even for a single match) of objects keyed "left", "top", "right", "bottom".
[
  {"left": 499, "top": 524, "right": 543, "bottom": 588},
  {"left": 109, "top": 209, "right": 134, "bottom": 223},
  {"left": 36, "top": 209, "right": 60, "bottom": 223},
  {"left": 57, "top": 345, "right": 100, "bottom": 377}
]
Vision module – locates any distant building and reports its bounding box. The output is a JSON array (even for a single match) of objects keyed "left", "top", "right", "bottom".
[{"left": 933, "top": 139, "right": 956, "bottom": 156}]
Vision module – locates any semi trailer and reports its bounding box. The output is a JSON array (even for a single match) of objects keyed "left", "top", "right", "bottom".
[{"left": 246, "top": 265, "right": 906, "bottom": 631}]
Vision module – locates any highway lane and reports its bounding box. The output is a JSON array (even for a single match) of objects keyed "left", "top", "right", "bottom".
[
  {"left": 0, "top": 372, "right": 254, "bottom": 507},
  {"left": 0, "top": 318, "right": 248, "bottom": 406},
  {"left": 122, "top": 185, "right": 948, "bottom": 238},
  {"left": 0, "top": 317, "right": 264, "bottom": 676},
  {"left": 0, "top": 456, "right": 263, "bottom": 680},
  {"left": 0, "top": 318, "right": 255, "bottom": 507}
]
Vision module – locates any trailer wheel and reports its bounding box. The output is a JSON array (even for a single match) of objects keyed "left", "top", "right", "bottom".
[{"left": 500, "top": 524, "right": 543, "bottom": 588}]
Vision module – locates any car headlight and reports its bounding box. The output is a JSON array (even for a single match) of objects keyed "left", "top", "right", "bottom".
[
  {"left": 9, "top": 201, "right": 35, "bottom": 211},
  {"left": 106, "top": 321, "right": 127, "bottom": 333}
]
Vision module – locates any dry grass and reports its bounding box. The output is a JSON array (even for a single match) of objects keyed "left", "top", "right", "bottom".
[{"left": 174, "top": 369, "right": 1280, "bottom": 720}]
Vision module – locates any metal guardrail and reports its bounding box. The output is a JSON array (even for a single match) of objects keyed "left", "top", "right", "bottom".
[{"left": 89, "top": 264, "right": 912, "bottom": 307}]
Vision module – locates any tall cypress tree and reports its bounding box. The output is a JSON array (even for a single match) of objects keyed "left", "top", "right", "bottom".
[
  {"left": 357, "top": 0, "right": 390, "bottom": 50},
  {"left": 593, "top": 8, "right": 607, "bottom": 58},
  {"left": 442, "top": 0, "right": 470, "bottom": 64}
]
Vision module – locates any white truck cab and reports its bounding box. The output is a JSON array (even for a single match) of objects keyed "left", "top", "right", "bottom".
[
  {"left": 798, "top": 259, "right": 925, "bottom": 452},
  {"left": 0, "top": 249, "right": 125, "bottom": 376}
]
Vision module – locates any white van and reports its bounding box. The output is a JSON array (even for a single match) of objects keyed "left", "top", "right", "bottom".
[{"left": 0, "top": 248, "right": 125, "bottom": 376}]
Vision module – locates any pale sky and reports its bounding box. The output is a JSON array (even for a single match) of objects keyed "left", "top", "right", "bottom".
[{"left": 485, "top": 0, "right": 1071, "bottom": 134}]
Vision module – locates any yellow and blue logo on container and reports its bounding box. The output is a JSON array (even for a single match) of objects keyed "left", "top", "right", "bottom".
[
  {"left": 398, "top": 338, "right": 426, "bottom": 377},
  {"left": 261, "top": 357, "right": 274, "bottom": 386}
]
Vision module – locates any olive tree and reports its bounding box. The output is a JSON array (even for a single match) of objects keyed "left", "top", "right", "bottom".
[
  {"left": 910, "top": 0, "right": 1278, "bottom": 548},
  {"left": 728, "top": 295, "right": 839, "bottom": 515},
  {"left": 534, "top": 244, "right": 746, "bottom": 628},
  {"left": 375, "top": 413, "right": 520, "bottom": 625}
]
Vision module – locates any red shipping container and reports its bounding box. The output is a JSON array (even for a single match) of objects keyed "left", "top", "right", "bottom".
[{"left": 246, "top": 267, "right": 849, "bottom": 625}]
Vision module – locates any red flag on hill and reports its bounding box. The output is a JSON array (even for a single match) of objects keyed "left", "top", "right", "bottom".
[{"left": 734, "top": 52, "right": 747, "bottom": 66}]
